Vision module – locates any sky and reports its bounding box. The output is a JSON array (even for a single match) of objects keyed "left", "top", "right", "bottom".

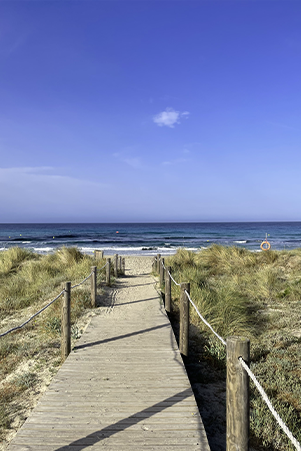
[{"left": 0, "top": 0, "right": 301, "bottom": 223}]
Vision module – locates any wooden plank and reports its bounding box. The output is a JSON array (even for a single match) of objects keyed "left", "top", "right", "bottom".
[{"left": 7, "top": 257, "right": 210, "bottom": 451}]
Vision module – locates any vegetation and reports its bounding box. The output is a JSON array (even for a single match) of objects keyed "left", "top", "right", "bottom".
[
  {"left": 164, "top": 245, "right": 301, "bottom": 451},
  {"left": 0, "top": 247, "right": 109, "bottom": 441}
]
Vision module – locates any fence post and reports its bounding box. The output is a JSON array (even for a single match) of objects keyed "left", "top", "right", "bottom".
[
  {"left": 91, "top": 266, "right": 97, "bottom": 307},
  {"left": 152, "top": 257, "right": 156, "bottom": 273},
  {"left": 61, "top": 282, "right": 71, "bottom": 362},
  {"left": 94, "top": 250, "right": 102, "bottom": 260},
  {"left": 114, "top": 254, "right": 118, "bottom": 278},
  {"left": 119, "top": 256, "right": 122, "bottom": 274},
  {"left": 179, "top": 282, "right": 190, "bottom": 357},
  {"left": 156, "top": 254, "right": 161, "bottom": 273},
  {"left": 165, "top": 266, "right": 171, "bottom": 313},
  {"left": 122, "top": 257, "right": 125, "bottom": 275},
  {"left": 106, "top": 258, "right": 111, "bottom": 285},
  {"left": 226, "top": 337, "right": 250, "bottom": 451},
  {"left": 159, "top": 257, "right": 165, "bottom": 286}
]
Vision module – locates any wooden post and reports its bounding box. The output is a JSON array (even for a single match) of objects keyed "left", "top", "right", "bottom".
[
  {"left": 160, "top": 257, "right": 165, "bottom": 286},
  {"left": 165, "top": 266, "right": 171, "bottom": 313},
  {"left": 94, "top": 250, "right": 104, "bottom": 260},
  {"left": 114, "top": 254, "right": 118, "bottom": 278},
  {"left": 106, "top": 258, "right": 111, "bottom": 285},
  {"left": 156, "top": 254, "right": 161, "bottom": 273},
  {"left": 152, "top": 257, "right": 156, "bottom": 273},
  {"left": 91, "top": 266, "right": 97, "bottom": 307},
  {"left": 119, "top": 256, "right": 122, "bottom": 274},
  {"left": 226, "top": 337, "right": 250, "bottom": 451},
  {"left": 61, "top": 282, "right": 71, "bottom": 361},
  {"left": 122, "top": 257, "right": 125, "bottom": 275},
  {"left": 179, "top": 282, "right": 190, "bottom": 357}
]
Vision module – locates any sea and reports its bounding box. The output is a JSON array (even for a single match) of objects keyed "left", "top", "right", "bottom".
[{"left": 1, "top": 222, "right": 301, "bottom": 256}]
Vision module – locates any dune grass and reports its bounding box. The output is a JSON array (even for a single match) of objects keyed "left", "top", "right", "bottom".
[
  {"left": 163, "top": 245, "right": 301, "bottom": 451},
  {"left": 0, "top": 247, "right": 110, "bottom": 441}
]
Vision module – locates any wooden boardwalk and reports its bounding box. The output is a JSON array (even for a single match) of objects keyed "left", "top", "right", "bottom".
[{"left": 8, "top": 257, "right": 210, "bottom": 451}]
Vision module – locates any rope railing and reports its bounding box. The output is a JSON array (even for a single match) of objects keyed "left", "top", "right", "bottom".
[
  {"left": 184, "top": 289, "right": 227, "bottom": 346},
  {"left": 239, "top": 357, "right": 301, "bottom": 451},
  {"left": 0, "top": 290, "right": 65, "bottom": 338},
  {"left": 154, "top": 254, "right": 301, "bottom": 451},
  {"left": 71, "top": 271, "right": 93, "bottom": 289},
  {"left": 98, "top": 261, "right": 109, "bottom": 272},
  {"left": 0, "top": 257, "right": 111, "bottom": 340},
  {"left": 71, "top": 261, "right": 109, "bottom": 289},
  {"left": 168, "top": 271, "right": 181, "bottom": 286}
]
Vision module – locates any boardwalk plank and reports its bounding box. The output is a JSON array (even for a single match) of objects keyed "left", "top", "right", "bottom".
[{"left": 7, "top": 257, "right": 210, "bottom": 451}]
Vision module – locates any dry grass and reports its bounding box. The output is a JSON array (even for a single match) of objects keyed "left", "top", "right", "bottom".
[
  {"left": 163, "top": 245, "right": 301, "bottom": 451},
  {"left": 0, "top": 247, "right": 110, "bottom": 445}
]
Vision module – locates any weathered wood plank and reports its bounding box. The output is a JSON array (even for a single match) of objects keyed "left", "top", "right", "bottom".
[{"left": 7, "top": 258, "right": 210, "bottom": 451}]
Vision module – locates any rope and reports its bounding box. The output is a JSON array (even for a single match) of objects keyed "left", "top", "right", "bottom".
[
  {"left": 0, "top": 290, "right": 65, "bottom": 338},
  {"left": 184, "top": 290, "right": 227, "bottom": 346},
  {"left": 0, "top": 266, "right": 102, "bottom": 338},
  {"left": 71, "top": 271, "right": 93, "bottom": 289},
  {"left": 166, "top": 265, "right": 225, "bottom": 344},
  {"left": 168, "top": 271, "right": 181, "bottom": 286},
  {"left": 98, "top": 261, "right": 109, "bottom": 271},
  {"left": 184, "top": 286, "right": 300, "bottom": 449},
  {"left": 163, "top": 264, "right": 299, "bottom": 450},
  {"left": 239, "top": 357, "right": 301, "bottom": 451},
  {"left": 70, "top": 263, "right": 108, "bottom": 290}
]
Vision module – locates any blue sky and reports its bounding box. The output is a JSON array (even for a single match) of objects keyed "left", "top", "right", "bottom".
[{"left": 1, "top": 0, "right": 301, "bottom": 223}]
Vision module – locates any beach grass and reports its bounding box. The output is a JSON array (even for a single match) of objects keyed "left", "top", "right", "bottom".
[
  {"left": 0, "top": 247, "right": 109, "bottom": 441},
  {"left": 164, "top": 245, "right": 301, "bottom": 451}
]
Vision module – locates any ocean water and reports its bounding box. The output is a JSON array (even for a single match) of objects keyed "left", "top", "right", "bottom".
[{"left": 1, "top": 223, "right": 301, "bottom": 256}]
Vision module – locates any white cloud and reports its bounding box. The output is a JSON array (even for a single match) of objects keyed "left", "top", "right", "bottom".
[
  {"left": 153, "top": 108, "right": 190, "bottom": 128},
  {"left": 162, "top": 158, "right": 189, "bottom": 166},
  {"left": 1, "top": 166, "right": 54, "bottom": 174},
  {"left": 113, "top": 148, "right": 142, "bottom": 169},
  {"left": 0, "top": 167, "right": 110, "bottom": 221},
  {"left": 0, "top": 167, "right": 104, "bottom": 188},
  {"left": 123, "top": 157, "right": 141, "bottom": 169}
]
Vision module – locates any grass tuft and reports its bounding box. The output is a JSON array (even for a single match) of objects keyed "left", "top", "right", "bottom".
[
  {"left": 0, "top": 246, "right": 108, "bottom": 441},
  {"left": 164, "top": 245, "right": 301, "bottom": 451}
]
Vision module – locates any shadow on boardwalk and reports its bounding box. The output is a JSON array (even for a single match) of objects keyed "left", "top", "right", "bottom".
[
  {"left": 114, "top": 296, "right": 158, "bottom": 306},
  {"left": 7, "top": 257, "right": 210, "bottom": 451},
  {"left": 54, "top": 389, "right": 193, "bottom": 451},
  {"left": 73, "top": 323, "right": 169, "bottom": 350}
]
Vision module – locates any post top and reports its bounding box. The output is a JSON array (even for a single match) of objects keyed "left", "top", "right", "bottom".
[{"left": 227, "top": 336, "right": 250, "bottom": 344}]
